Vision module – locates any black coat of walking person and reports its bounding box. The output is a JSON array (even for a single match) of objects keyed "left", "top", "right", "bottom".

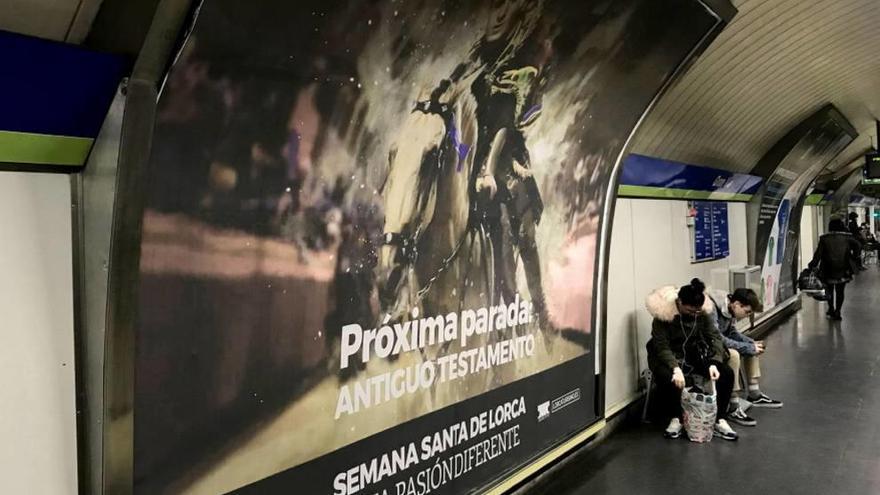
[{"left": 809, "top": 218, "right": 861, "bottom": 320}]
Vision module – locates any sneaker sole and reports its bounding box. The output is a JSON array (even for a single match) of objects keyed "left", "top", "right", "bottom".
[
  {"left": 664, "top": 431, "right": 682, "bottom": 439},
  {"left": 749, "top": 402, "right": 783, "bottom": 409},
  {"left": 713, "top": 431, "right": 738, "bottom": 441},
  {"left": 727, "top": 418, "right": 757, "bottom": 427}
]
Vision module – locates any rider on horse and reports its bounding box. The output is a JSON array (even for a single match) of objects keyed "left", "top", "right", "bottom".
[{"left": 417, "top": 0, "right": 555, "bottom": 333}]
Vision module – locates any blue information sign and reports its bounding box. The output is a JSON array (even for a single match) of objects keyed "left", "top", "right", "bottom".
[
  {"left": 712, "top": 203, "right": 730, "bottom": 258},
  {"left": 693, "top": 202, "right": 714, "bottom": 261},
  {"left": 691, "top": 201, "right": 729, "bottom": 262}
]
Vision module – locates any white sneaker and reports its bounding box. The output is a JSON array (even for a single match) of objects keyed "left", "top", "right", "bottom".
[
  {"left": 664, "top": 418, "right": 683, "bottom": 439},
  {"left": 713, "top": 419, "right": 738, "bottom": 441}
]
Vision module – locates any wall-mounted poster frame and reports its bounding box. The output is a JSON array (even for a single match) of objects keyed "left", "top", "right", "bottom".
[
  {"left": 746, "top": 104, "right": 857, "bottom": 311},
  {"left": 92, "top": 0, "right": 737, "bottom": 494}
]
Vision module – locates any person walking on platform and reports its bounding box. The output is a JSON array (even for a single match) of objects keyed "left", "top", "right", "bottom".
[
  {"left": 848, "top": 212, "right": 865, "bottom": 270},
  {"left": 809, "top": 218, "right": 861, "bottom": 321},
  {"left": 706, "top": 287, "right": 783, "bottom": 428},
  {"left": 645, "top": 279, "right": 738, "bottom": 441}
]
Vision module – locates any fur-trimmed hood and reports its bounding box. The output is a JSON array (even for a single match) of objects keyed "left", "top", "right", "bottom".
[{"left": 645, "top": 285, "right": 715, "bottom": 322}]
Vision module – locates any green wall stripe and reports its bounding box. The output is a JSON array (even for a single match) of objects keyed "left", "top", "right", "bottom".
[
  {"left": 617, "top": 185, "right": 752, "bottom": 202},
  {"left": 0, "top": 130, "right": 93, "bottom": 166},
  {"left": 804, "top": 194, "right": 826, "bottom": 205}
]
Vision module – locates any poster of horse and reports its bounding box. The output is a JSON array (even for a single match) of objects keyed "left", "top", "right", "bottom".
[{"left": 133, "top": 0, "right": 723, "bottom": 493}]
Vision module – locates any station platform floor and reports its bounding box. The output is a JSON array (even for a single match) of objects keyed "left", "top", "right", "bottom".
[{"left": 524, "top": 268, "right": 880, "bottom": 495}]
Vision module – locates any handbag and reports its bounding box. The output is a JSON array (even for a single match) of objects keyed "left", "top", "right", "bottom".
[{"left": 798, "top": 268, "right": 824, "bottom": 293}]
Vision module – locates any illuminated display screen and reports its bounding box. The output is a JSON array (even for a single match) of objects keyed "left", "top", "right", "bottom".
[{"left": 865, "top": 152, "right": 880, "bottom": 179}]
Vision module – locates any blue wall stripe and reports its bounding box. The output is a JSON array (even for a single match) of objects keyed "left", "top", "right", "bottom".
[
  {"left": 621, "top": 153, "right": 763, "bottom": 196},
  {"left": 0, "top": 30, "right": 128, "bottom": 138}
]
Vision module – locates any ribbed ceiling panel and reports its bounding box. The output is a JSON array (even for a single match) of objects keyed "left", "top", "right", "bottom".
[
  {"left": 1, "top": 0, "right": 81, "bottom": 41},
  {"left": 0, "top": 0, "right": 105, "bottom": 43},
  {"left": 631, "top": 0, "right": 880, "bottom": 173}
]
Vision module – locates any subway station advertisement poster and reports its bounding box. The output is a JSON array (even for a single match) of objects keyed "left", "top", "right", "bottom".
[
  {"left": 750, "top": 107, "right": 855, "bottom": 310},
  {"left": 133, "top": 1, "right": 720, "bottom": 493}
]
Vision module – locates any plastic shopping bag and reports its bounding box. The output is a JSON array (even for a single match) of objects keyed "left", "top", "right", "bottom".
[{"left": 680, "top": 380, "right": 717, "bottom": 443}]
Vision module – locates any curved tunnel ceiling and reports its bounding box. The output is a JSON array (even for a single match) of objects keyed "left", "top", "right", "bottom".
[
  {"left": 631, "top": 0, "right": 880, "bottom": 174},
  {"left": 0, "top": 0, "right": 103, "bottom": 43}
]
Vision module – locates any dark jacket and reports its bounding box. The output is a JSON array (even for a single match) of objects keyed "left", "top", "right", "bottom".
[
  {"left": 809, "top": 232, "right": 861, "bottom": 284},
  {"left": 645, "top": 286, "right": 725, "bottom": 372},
  {"left": 848, "top": 220, "right": 863, "bottom": 241}
]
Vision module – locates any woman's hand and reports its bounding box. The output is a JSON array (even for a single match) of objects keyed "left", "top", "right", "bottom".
[
  {"left": 708, "top": 364, "right": 720, "bottom": 381},
  {"left": 672, "top": 367, "right": 686, "bottom": 389},
  {"left": 754, "top": 341, "right": 766, "bottom": 355}
]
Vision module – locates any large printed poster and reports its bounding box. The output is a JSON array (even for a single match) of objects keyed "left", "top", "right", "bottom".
[
  {"left": 750, "top": 108, "right": 855, "bottom": 310},
  {"left": 134, "top": 1, "right": 719, "bottom": 493}
]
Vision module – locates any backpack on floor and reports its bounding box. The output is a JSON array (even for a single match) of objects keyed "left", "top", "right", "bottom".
[{"left": 680, "top": 378, "right": 717, "bottom": 443}]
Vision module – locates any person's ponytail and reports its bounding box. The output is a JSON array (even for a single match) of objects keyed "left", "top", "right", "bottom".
[{"left": 678, "top": 278, "right": 706, "bottom": 307}]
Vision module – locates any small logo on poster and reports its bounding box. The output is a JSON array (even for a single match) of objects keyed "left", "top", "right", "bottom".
[
  {"left": 537, "top": 401, "right": 550, "bottom": 422},
  {"left": 551, "top": 388, "right": 581, "bottom": 413},
  {"left": 538, "top": 388, "right": 581, "bottom": 423}
]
